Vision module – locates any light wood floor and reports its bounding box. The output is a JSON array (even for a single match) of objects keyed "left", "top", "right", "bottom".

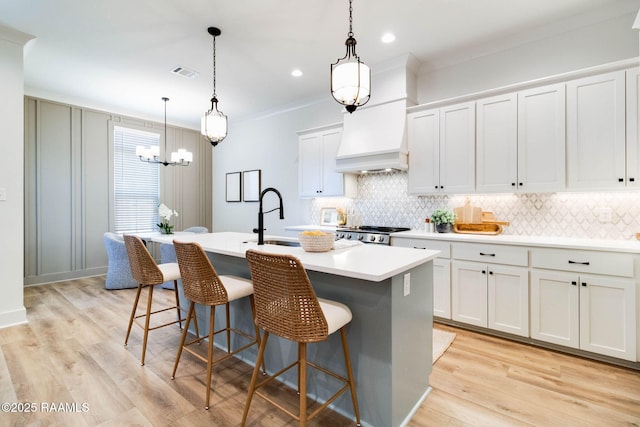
[{"left": 0, "top": 277, "right": 638, "bottom": 426}]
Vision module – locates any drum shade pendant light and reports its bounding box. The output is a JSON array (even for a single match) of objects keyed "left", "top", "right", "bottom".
[
  {"left": 136, "top": 97, "right": 192, "bottom": 166},
  {"left": 331, "top": 0, "right": 370, "bottom": 113},
  {"left": 201, "top": 26, "right": 228, "bottom": 146}
]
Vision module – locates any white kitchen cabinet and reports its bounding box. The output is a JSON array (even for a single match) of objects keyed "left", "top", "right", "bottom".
[
  {"left": 530, "top": 270, "right": 636, "bottom": 361},
  {"left": 625, "top": 67, "right": 640, "bottom": 188},
  {"left": 390, "top": 237, "right": 451, "bottom": 319},
  {"left": 452, "top": 260, "right": 529, "bottom": 336},
  {"left": 567, "top": 70, "right": 626, "bottom": 190},
  {"left": 298, "top": 125, "right": 356, "bottom": 198},
  {"left": 407, "top": 102, "right": 475, "bottom": 194},
  {"left": 476, "top": 84, "right": 565, "bottom": 193}
]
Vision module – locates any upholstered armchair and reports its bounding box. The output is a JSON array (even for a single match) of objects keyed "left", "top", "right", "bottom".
[
  {"left": 161, "top": 226, "right": 209, "bottom": 288},
  {"left": 103, "top": 232, "right": 138, "bottom": 290}
]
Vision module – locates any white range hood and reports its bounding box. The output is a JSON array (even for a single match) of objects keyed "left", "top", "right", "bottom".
[{"left": 335, "top": 99, "right": 409, "bottom": 173}]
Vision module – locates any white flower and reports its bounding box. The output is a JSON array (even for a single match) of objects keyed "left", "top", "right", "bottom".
[{"left": 158, "top": 203, "right": 178, "bottom": 221}]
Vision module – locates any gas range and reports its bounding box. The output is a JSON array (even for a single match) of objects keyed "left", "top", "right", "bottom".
[{"left": 335, "top": 226, "right": 411, "bottom": 245}]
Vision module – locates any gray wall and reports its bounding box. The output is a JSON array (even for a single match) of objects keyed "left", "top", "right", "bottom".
[{"left": 23, "top": 97, "right": 212, "bottom": 285}]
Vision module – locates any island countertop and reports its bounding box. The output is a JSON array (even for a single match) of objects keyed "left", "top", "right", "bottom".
[{"left": 151, "top": 231, "right": 439, "bottom": 282}]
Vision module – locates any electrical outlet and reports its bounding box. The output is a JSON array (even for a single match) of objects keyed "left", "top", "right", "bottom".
[{"left": 403, "top": 273, "right": 410, "bottom": 296}]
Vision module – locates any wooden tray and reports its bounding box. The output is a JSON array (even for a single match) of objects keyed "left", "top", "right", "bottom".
[{"left": 453, "top": 223, "right": 503, "bottom": 235}]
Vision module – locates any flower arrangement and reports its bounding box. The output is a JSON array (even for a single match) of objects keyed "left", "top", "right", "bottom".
[
  {"left": 430, "top": 209, "right": 456, "bottom": 225},
  {"left": 157, "top": 203, "right": 178, "bottom": 234}
]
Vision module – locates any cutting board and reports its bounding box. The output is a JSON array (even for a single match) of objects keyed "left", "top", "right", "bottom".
[{"left": 454, "top": 198, "right": 482, "bottom": 224}]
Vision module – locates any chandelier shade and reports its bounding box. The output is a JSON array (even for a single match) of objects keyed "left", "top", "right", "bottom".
[
  {"left": 201, "top": 26, "right": 228, "bottom": 146},
  {"left": 330, "top": 0, "right": 370, "bottom": 113},
  {"left": 137, "top": 97, "right": 192, "bottom": 166}
]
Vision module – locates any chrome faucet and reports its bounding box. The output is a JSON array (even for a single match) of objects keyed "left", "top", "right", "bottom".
[{"left": 253, "top": 187, "right": 284, "bottom": 245}]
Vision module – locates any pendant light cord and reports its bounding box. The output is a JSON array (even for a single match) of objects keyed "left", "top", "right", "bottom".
[
  {"left": 348, "top": 0, "right": 354, "bottom": 38},
  {"left": 163, "top": 97, "right": 169, "bottom": 154},
  {"left": 211, "top": 34, "right": 217, "bottom": 99}
]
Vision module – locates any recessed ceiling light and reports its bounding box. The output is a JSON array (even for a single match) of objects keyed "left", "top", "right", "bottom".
[
  {"left": 291, "top": 69, "right": 303, "bottom": 77},
  {"left": 381, "top": 32, "right": 396, "bottom": 44}
]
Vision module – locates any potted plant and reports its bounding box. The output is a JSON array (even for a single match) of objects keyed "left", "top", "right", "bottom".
[
  {"left": 157, "top": 203, "right": 179, "bottom": 234},
  {"left": 430, "top": 209, "right": 456, "bottom": 233}
]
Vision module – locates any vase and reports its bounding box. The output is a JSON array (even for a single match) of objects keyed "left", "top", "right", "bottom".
[{"left": 435, "top": 223, "right": 452, "bottom": 233}]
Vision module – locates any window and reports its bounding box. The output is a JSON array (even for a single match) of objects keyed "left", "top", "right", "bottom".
[{"left": 113, "top": 125, "right": 160, "bottom": 233}]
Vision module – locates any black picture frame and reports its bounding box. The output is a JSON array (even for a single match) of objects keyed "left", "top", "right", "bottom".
[
  {"left": 225, "top": 172, "right": 241, "bottom": 202},
  {"left": 242, "top": 169, "right": 262, "bottom": 202}
]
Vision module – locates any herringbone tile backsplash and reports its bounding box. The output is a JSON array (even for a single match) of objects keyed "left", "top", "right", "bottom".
[{"left": 311, "top": 171, "right": 640, "bottom": 241}]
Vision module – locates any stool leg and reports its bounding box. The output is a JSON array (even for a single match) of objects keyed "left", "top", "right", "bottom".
[
  {"left": 172, "top": 302, "right": 194, "bottom": 380},
  {"left": 299, "top": 342, "right": 307, "bottom": 426},
  {"left": 249, "top": 295, "right": 266, "bottom": 374},
  {"left": 205, "top": 305, "right": 216, "bottom": 410},
  {"left": 173, "top": 279, "right": 183, "bottom": 329},
  {"left": 341, "top": 327, "right": 361, "bottom": 426},
  {"left": 124, "top": 283, "right": 143, "bottom": 346},
  {"left": 140, "top": 284, "right": 154, "bottom": 366},
  {"left": 242, "top": 331, "right": 269, "bottom": 426},
  {"left": 225, "top": 302, "right": 231, "bottom": 353}
]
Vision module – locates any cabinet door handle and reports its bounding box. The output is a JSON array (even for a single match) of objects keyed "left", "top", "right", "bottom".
[
  {"left": 630, "top": 177, "right": 635, "bottom": 182},
  {"left": 482, "top": 270, "right": 486, "bottom": 274},
  {"left": 571, "top": 281, "right": 577, "bottom": 286},
  {"left": 489, "top": 271, "right": 494, "bottom": 275},
  {"left": 511, "top": 182, "right": 516, "bottom": 186},
  {"left": 618, "top": 178, "right": 624, "bottom": 182},
  {"left": 581, "top": 282, "right": 587, "bottom": 287},
  {"left": 480, "top": 252, "right": 496, "bottom": 257},
  {"left": 568, "top": 260, "right": 590, "bottom": 266},
  {"left": 519, "top": 182, "right": 523, "bottom": 186}
]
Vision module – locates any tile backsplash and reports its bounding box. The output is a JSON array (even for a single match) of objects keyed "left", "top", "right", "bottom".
[{"left": 311, "top": 171, "right": 640, "bottom": 241}]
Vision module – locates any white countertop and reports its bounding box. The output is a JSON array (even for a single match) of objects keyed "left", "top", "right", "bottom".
[
  {"left": 285, "top": 225, "right": 339, "bottom": 233},
  {"left": 151, "top": 232, "right": 438, "bottom": 282},
  {"left": 391, "top": 230, "right": 640, "bottom": 253}
]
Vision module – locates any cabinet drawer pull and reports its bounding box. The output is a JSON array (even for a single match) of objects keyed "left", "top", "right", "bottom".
[
  {"left": 480, "top": 252, "right": 496, "bottom": 257},
  {"left": 413, "top": 246, "right": 426, "bottom": 250},
  {"left": 568, "top": 260, "right": 590, "bottom": 266}
]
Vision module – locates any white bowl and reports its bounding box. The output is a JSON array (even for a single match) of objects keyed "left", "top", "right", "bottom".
[{"left": 298, "top": 232, "right": 335, "bottom": 252}]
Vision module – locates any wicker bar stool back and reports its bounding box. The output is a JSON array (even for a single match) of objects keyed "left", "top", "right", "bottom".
[
  {"left": 171, "top": 241, "right": 262, "bottom": 410},
  {"left": 123, "top": 235, "right": 183, "bottom": 365},
  {"left": 243, "top": 249, "right": 361, "bottom": 427}
]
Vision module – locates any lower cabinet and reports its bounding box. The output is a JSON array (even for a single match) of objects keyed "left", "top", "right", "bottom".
[
  {"left": 452, "top": 260, "right": 529, "bottom": 337},
  {"left": 530, "top": 270, "right": 636, "bottom": 361}
]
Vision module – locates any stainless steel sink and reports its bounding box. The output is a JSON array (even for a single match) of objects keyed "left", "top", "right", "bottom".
[{"left": 262, "top": 239, "right": 301, "bottom": 247}]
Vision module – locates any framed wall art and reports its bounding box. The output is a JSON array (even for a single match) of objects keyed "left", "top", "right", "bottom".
[
  {"left": 225, "top": 172, "right": 241, "bottom": 202},
  {"left": 242, "top": 169, "right": 262, "bottom": 202}
]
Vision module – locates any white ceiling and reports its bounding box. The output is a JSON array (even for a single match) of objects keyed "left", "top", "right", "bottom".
[{"left": 1, "top": 0, "right": 639, "bottom": 129}]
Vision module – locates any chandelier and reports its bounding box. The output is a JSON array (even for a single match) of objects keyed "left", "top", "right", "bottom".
[
  {"left": 330, "top": 0, "right": 370, "bottom": 113},
  {"left": 136, "top": 97, "right": 192, "bottom": 166},
  {"left": 201, "top": 26, "right": 228, "bottom": 146}
]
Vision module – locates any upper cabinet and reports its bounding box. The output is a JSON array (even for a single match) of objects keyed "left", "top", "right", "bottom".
[
  {"left": 566, "top": 70, "right": 626, "bottom": 190},
  {"left": 476, "top": 84, "right": 566, "bottom": 193},
  {"left": 298, "top": 125, "right": 356, "bottom": 198},
  {"left": 626, "top": 67, "right": 640, "bottom": 188},
  {"left": 407, "top": 102, "right": 475, "bottom": 195}
]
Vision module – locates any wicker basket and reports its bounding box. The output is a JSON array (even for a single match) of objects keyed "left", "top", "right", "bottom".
[{"left": 298, "top": 232, "right": 335, "bottom": 252}]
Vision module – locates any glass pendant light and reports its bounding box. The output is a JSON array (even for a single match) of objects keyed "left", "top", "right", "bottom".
[
  {"left": 201, "top": 26, "right": 228, "bottom": 146},
  {"left": 331, "top": 0, "right": 370, "bottom": 113}
]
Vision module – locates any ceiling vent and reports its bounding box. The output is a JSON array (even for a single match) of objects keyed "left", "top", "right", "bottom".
[{"left": 171, "top": 66, "right": 198, "bottom": 79}]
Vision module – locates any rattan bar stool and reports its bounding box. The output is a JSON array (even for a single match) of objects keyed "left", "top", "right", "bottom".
[
  {"left": 123, "top": 235, "right": 185, "bottom": 366},
  {"left": 171, "top": 241, "right": 263, "bottom": 410},
  {"left": 242, "top": 249, "right": 361, "bottom": 427}
]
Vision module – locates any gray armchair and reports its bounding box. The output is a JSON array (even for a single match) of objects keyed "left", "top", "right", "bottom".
[
  {"left": 161, "top": 226, "right": 209, "bottom": 288},
  {"left": 103, "top": 232, "right": 138, "bottom": 290}
]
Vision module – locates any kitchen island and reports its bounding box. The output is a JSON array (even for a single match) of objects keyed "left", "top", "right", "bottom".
[{"left": 152, "top": 232, "right": 439, "bottom": 427}]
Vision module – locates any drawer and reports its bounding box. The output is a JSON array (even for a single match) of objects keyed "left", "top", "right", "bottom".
[
  {"left": 452, "top": 242, "right": 528, "bottom": 266},
  {"left": 390, "top": 237, "right": 450, "bottom": 258},
  {"left": 531, "top": 248, "right": 633, "bottom": 277}
]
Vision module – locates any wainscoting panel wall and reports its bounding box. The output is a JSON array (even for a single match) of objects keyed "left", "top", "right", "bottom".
[{"left": 23, "top": 97, "right": 212, "bottom": 286}]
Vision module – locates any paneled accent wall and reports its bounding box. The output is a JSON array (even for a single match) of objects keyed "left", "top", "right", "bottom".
[
  {"left": 312, "top": 171, "right": 640, "bottom": 241},
  {"left": 24, "top": 97, "right": 212, "bottom": 285}
]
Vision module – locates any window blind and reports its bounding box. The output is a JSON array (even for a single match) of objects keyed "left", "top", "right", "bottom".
[{"left": 113, "top": 126, "right": 160, "bottom": 233}]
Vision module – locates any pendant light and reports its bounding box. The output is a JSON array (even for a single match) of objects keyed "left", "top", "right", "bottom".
[
  {"left": 136, "top": 97, "right": 193, "bottom": 166},
  {"left": 330, "top": 0, "right": 370, "bottom": 113},
  {"left": 201, "top": 26, "right": 228, "bottom": 146}
]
